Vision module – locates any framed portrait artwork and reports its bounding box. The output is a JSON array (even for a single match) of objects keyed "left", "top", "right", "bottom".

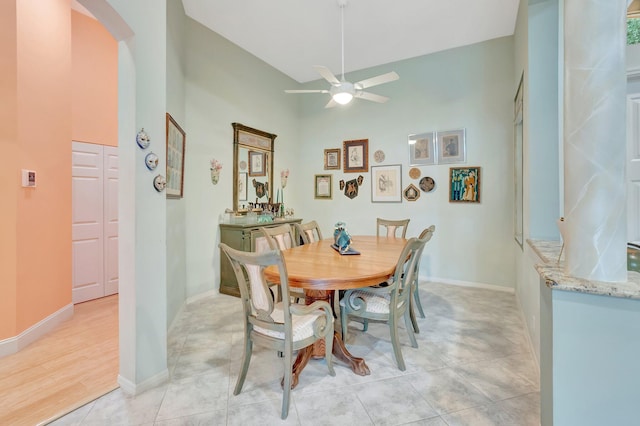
[
  {"left": 248, "top": 151, "right": 266, "bottom": 176},
  {"left": 324, "top": 148, "right": 341, "bottom": 170},
  {"left": 437, "top": 129, "right": 466, "bottom": 164},
  {"left": 166, "top": 113, "right": 186, "bottom": 199},
  {"left": 408, "top": 132, "right": 436, "bottom": 166},
  {"left": 371, "top": 164, "right": 402, "bottom": 203},
  {"left": 343, "top": 139, "right": 368, "bottom": 173},
  {"left": 449, "top": 166, "right": 480, "bottom": 203},
  {"left": 238, "top": 172, "right": 248, "bottom": 201},
  {"left": 314, "top": 174, "right": 332, "bottom": 199}
]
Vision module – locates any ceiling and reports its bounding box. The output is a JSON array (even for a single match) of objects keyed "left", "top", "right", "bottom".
[
  {"left": 72, "top": 1, "right": 521, "bottom": 84},
  {"left": 181, "top": 0, "right": 520, "bottom": 83}
]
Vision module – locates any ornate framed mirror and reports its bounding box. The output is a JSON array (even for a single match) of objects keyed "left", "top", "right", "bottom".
[{"left": 232, "top": 123, "right": 276, "bottom": 210}]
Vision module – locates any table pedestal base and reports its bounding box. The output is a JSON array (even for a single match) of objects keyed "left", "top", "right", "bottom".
[{"left": 284, "top": 289, "right": 370, "bottom": 389}]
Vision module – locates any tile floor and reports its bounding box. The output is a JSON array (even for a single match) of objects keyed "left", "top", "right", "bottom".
[{"left": 49, "top": 282, "right": 540, "bottom": 426}]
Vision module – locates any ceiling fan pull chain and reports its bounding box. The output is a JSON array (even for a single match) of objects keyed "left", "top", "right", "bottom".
[{"left": 341, "top": 1, "right": 345, "bottom": 81}]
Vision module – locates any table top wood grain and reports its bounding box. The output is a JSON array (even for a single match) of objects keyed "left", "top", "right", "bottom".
[{"left": 264, "top": 236, "right": 407, "bottom": 291}]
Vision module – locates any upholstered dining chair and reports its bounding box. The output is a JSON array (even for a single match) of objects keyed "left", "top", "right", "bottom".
[
  {"left": 219, "top": 243, "right": 335, "bottom": 420},
  {"left": 376, "top": 218, "right": 410, "bottom": 238},
  {"left": 260, "top": 224, "right": 305, "bottom": 302},
  {"left": 340, "top": 236, "right": 427, "bottom": 371},
  {"left": 295, "top": 220, "right": 324, "bottom": 244},
  {"left": 408, "top": 225, "right": 436, "bottom": 333}
]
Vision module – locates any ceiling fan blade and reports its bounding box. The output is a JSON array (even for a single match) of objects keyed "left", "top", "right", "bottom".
[
  {"left": 324, "top": 98, "right": 338, "bottom": 109},
  {"left": 355, "top": 91, "right": 390, "bottom": 103},
  {"left": 285, "top": 89, "right": 329, "bottom": 94},
  {"left": 314, "top": 65, "right": 340, "bottom": 85},
  {"left": 355, "top": 71, "right": 399, "bottom": 90}
]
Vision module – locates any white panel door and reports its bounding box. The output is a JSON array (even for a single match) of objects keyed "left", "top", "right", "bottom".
[
  {"left": 627, "top": 96, "right": 640, "bottom": 243},
  {"left": 72, "top": 142, "right": 105, "bottom": 303},
  {"left": 104, "top": 146, "right": 119, "bottom": 296}
]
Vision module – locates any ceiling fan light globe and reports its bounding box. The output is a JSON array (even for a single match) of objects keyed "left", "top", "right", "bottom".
[{"left": 333, "top": 92, "right": 353, "bottom": 105}]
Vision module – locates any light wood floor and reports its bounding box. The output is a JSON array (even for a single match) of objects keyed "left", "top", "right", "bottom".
[{"left": 0, "top": 295, "right": 119, "bottom": 426}]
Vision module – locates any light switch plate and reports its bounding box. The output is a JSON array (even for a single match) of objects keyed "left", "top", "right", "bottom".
[{"left": 22, "top": 169, "right": 36, "bottom": 187}]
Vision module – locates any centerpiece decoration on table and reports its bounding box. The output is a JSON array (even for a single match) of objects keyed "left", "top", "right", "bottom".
[
  {"left": 332, "top": 222, "right": 359, "bottom": 255},
  {"left": 210, "top": 159, "right": 223, "bottom": 185}
]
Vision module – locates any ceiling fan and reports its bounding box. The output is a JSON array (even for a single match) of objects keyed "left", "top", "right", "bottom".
[{"left": 285, "top": 0, "right": 399, "bottom": 108}]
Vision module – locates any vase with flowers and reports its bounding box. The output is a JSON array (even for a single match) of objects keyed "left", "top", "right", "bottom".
[{"left": 210, "top": 159, "right": 223, "bottom": 185}]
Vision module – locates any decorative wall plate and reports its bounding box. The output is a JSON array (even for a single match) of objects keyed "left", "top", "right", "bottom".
[
  {"left": 403, "top": 184, "right": 420, "bottom": 201},
  {"left": 373, "top": 150, "right": 385, "bottom": 163},
  {"left": 136, "top": 128, "right": 150, "bottom": 149},
  {"left": 153, "top": 174, "right": 166, "bottom": 192},
  {"left": 409, "top": 167, "right": 421, "bottom": 179},
  {"left": 239, "top": 160, "right": 247, "bottom": 171},
  {"left": 419, "top": 176, "right": 435, "bottom": 192},
  {"left": 145, "top": 152, "right": 159, "bottom": 170}
]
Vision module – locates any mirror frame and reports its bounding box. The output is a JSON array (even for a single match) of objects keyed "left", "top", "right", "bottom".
[{"left": 232, "top": 122, "right": 277, "bottom": 210}]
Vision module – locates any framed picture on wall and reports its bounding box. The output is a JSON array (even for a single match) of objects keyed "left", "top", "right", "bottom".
[
  {"left": 371, "top": 164, "right": 402, "bottom": 203},
  {"left": 449, "top": 166, "right": 480, "bottom": 203},
  {"left": 408, "top": 132, "right": 436, "bottom": 166},
  {"left": 166, "top": 113, "right": 186, "bottom": 199},
  {"left": 324, "top": 148, "right": 341, "bottom": 170},
  {"left": 437, "top": 129, "right": 466, "bottom": 164},
  {"left": 248, "top": 151, "right": 266, "bottom": 176},
  {"left": 343, "top": 139, "right": 368, "bottom": 173},
  {"left": 314, "top": 174, "right": 332, "bottom": 199}
]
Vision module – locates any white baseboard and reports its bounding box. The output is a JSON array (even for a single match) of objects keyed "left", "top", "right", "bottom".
[
  {"left": 424, "top": 276, "right": 515, "bottom": 293},
  {"left": 118, "top": 369, "right": 169, "bottom": 396},
  {"left": 0, "top": 303, "right": 74, "bottom": 359}
]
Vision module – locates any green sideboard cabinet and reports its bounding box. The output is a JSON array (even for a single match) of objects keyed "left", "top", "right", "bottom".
[{"left": 219, "top": 218, "right": 302, "bottom": 297}]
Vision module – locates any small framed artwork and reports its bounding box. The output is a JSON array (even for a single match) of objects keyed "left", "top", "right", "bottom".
[
  {"left": 408, "top": 132, "right": 436, "bottom": 166},
  {"left": 437, "top": 129, "right": 466, "bottom": 164},
  {"left": 371, "top": 164, "right": 402, "bottom": 203},
  {"left": 238, "top": 172, "right": 248, "bottom": 201},
  {"left": 450, "top": 166, "right": 480, "bottom": 203},
  {"left": 343, "top": 139, "right": 369, "bottom": 173},
  {"left": 248, "top": 151, "right": 266, "bottom": 176},
  {"left": 324, "top": 148, "right": 341, "bottom": 170},
  {"left": 166, "top": 113, "right": 186, "bottom": 199},
  {"left": 403, "top": 184, "right": 420, "bottom": 202},
  {"left": 314, "top": 174, "right": 332, "bottom": 199}
]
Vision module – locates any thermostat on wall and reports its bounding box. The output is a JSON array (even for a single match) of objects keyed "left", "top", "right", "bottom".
[{"left": 22, "top": 169, "right": 36, "bottom": 188}]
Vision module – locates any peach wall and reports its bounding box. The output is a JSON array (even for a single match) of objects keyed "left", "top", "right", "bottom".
[
  {"left": 15, "top": 0, "right": 72, "bottom": 332},
  {"left": 71, "top": 11, "right": 118, "bottom": 146},
  {"left": 0, "top": 0, "right": 19, "bottom": 339}
]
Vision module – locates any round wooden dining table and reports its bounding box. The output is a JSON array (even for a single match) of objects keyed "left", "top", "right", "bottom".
[{"left": 264, "top": 235, "right": 407, "bottom": 388}]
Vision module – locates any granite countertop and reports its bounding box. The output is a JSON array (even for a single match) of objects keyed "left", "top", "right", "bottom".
[{"left": 528, "top": 239, "right": 640, "bottom": 299}]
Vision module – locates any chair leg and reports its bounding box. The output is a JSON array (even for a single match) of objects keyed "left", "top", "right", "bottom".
[
  {"left": 413, "top": 281, "right": 425, "bottom": 318},
  {"left": 340, "top": 307, "right": 348, "bottom": 341},
  {"left": 409, "top": 299, "right": 420, "bottom": 334},
  {"left": 388, "top": 315, "right": 406, "bottom": 371},
  {"left": 234, "top": 337, "right": 253, "bottom": 395},
  {"left": 404, "top": 308, "right": 418, "bottom": 349},
  {"left": 325, "top": 329, "right": 335, "bottom": 377},
  {"left": 281, "top": 345, "right": 293, "bottom": 419}
]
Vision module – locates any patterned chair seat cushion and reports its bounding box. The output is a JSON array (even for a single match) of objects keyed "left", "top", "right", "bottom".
[
  {"left": 253, "top": 302, "right": 327, "bottom": 341},
  {"left": 341, "top": 290, "right": 391, "bottom": 314}
]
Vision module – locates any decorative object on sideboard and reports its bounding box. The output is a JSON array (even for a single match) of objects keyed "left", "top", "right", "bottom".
[
  {"left": 136, "top": 128, "right": 150, "bottom": 149},
  {"left": 153, "top": 175, "right": 166, "bottom": 192},
  {"left": 557, "top": 217, "right": 567, "bottom": 264},
  {"left": 145, "top": 152, "right": 159, "bottom": 171},
  {"left": 210, "top": 159, "right": 223, "bottom": 185}
]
